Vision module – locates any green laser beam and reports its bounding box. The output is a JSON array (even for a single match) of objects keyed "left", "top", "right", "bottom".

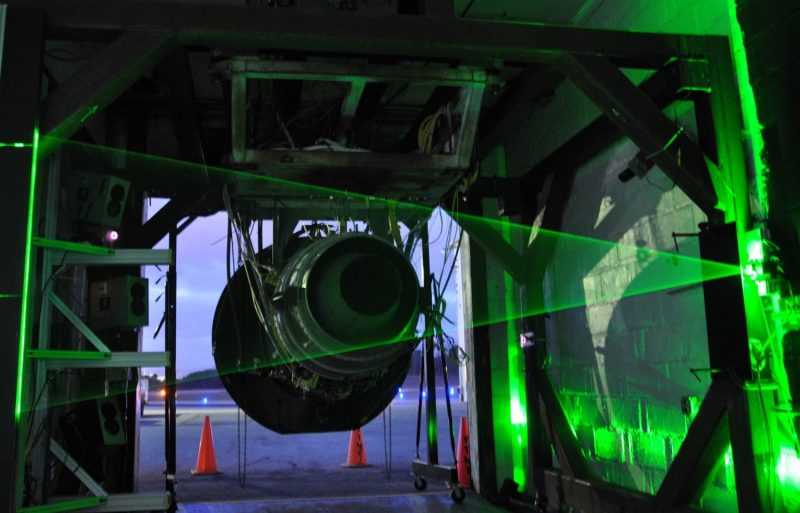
[
  {"left": 17, "top": 129, "right": 40, "bottom": 422},
  {"left": 0, "top": 141, "right": 32, "bottom": 148},
  {"left": 48, "top": 135, "right": 738, "bottom": 271},
  {"left": 23, "top": 136, "right": 740, "bottom": 411},
  {"left": 46, "top": 137, "right": 740, "bottom": 342}
]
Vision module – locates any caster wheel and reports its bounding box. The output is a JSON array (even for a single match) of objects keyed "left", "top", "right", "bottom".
[
  {"left": 413, "top": 476, "right": 428, "bottom": 491},
  {"left": 451, "top": 485, "right": 465, "bottom": 503}
]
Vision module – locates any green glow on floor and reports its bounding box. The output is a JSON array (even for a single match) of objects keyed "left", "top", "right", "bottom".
[
  {"left": 28, "top": 138, "right": 738, "bottom": 429},
  {"left": 16, "top": 128, "right": 39, "bottom": 422}
]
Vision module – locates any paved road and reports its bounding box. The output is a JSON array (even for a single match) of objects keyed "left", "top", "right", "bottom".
[{"left": 139, "top": 391, "right": 469, "bottom": 503}]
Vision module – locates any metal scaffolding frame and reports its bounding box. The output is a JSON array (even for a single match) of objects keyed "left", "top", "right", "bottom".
[{"left": 1, "top": 2, "right": 768, "bottom": 512}]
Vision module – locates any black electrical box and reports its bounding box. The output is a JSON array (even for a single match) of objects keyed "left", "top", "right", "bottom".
[
  {"left": 67, "top": 171, "right": 130, "bottom": 229},
  {"left": 90, "top": 276, "right": 148, "bottom": 329}
]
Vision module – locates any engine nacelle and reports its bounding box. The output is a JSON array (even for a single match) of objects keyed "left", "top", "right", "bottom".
[{"left": 212, "top": 233, "right": 420, "bottom": 433}]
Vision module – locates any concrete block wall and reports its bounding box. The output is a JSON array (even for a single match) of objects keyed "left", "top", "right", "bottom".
[
  {"left": 540, "top": 114, "right": 716, "bottom": 494},
  {"left": 485, "top": 0, "right": 737, "bottom": 508}
]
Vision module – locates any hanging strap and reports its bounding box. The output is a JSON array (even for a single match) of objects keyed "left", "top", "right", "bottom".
[
  {"left": 414, "top": 348, "right": 426, "bottom": 459},
  {"left": 438, "top": 334, "right": 458, "bottom": 463}
]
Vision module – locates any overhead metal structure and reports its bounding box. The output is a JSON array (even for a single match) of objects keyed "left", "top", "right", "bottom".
[{"left": 0, "top": 1, "right": 785, "bottom": 512}]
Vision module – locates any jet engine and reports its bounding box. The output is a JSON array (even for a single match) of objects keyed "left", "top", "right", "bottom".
[{"left": 212, "top": 232, "right": 420, "bottom": 433}]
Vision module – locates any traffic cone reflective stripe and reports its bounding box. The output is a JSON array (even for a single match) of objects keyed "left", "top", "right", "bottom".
[
  {"left": 341, "top": 428, "right": 371, "bottom": 468},
  {"left": 191, "top": 415, "right": 221, "bottom": 475},
  {"left": 456, "top": 416, "right": 472, "bottom": 488}
]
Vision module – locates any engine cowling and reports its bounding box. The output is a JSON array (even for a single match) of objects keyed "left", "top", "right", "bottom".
[{"left": 212, "top": 233, "right": 420, "bottom": 433}]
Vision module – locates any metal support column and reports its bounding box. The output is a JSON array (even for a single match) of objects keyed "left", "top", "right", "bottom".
[
  {"left": 460, "top": 198, "right": 498, "bottom": 498},
  {"left": 164, "top": 229, "right": 177, "bottom": 511},
  {"left": 421, "top": 227, "right": 438, "bottom": 464},
  {"left": 0, "top": 6, "right": 44, "bottom": 511},
  {"left": 411, "top": 223, "right": 460, "bottom": 499}
]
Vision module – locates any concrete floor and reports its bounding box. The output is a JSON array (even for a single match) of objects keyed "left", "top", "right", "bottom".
[
  {"left": 140, "top": 392, "right": 475, "bottom": 508},
  {"left": 178, "top": 492, "right": 508, "bottom": 513}
]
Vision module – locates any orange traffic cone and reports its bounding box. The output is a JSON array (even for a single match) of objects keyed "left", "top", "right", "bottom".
[
  {"left": 191, "top": 415, "right": 221, "bottom": 475},
  {"left": 456, "top": 416, "right": 472, "bottom": 488},
  {"left": 341, "top": 428, "right": 371, "bottom": 468}
]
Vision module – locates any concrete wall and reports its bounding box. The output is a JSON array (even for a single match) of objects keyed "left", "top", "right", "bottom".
[{"left": 470, "top": 0, "right": 738, "bottom": 509}]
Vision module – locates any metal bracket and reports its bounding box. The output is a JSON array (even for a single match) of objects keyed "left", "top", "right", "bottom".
[
  {"left": 48, "top": 291, "right": 111, "bottom": 354},
  {"left": 452, "top": 209, "right": 526, "bottom": 285},
  {"left": 50, "top": 440, "right": 108, "bottom": 497},
  {"left": 61, "top": 249, "right": 173, "bottom": 267},
  {"left": 45, "top": 351, "right": 171, "bottom": 369},
  {"left": 557, "top": 53, "right": 720, "bottom": 218},
  {"left": 223, "top": 58, "right": 486, "bottom": 199},
  {"left": 40, "top": 29, "right": 176, "bottom": 157}
]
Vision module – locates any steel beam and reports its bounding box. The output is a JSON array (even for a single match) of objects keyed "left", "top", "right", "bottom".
[
  {"left": 338, "top": 79, "right": 366, "bottom": 141},
  {"left": 532, "top": 369, "right": 594, "bottom": 480},
  {"left": 61, "top": 249, "right": 173, "bottom": 267},
  {"left": 522, "top": 171, "right": 575, "bottom": 285},
  {"left": 10, "top": 1, "right": 715, "bottom": 67},
  {"left": 165, "top": 230, "right": 177, "bottom": 512},
  {"left": 80, "top": 492, "right": 171, "bottom": 513},
  {"left": 18, "top": 496, "right": 106, "bottom": 513},
  {"left": 211, "top": 59, "right": 492, "bottom": 86},
  {"left": 655, "top": 380, "right": 731, "bottom": 508},
  {"left": 455, "top": 85, "right": 484, "bottom": 168},
  {"left": 460, "top": 204, "right": 498, "bottom": 497},
  {"left": 33, "top": 237, "right": 114, "bottom": 256},
  {"left": 478, "top": 66, "right": 564, "bottom": 159},
  {"left": 158, "top": 49, "right": 208, "bottom": 182},
  {"left": 533, "top": 468, "right": 702, "bottom": 513},
  {"left": 43, "top": 351, "right": 171, "bottom": 369},
  {"left": 0, "top": 6, "right": 44, "bottom": 511},
  {"left": 557, "top": 53, "right": 719, "bottom": 217},
  {"left": 452, "top": 204, "right": 526, "bottom": 285},
  {"left": 702, "top": 38, "right": 750, "bottom": 227},
  {"left": 520, "top": 170, "right": 575, "bottom": 500},
  {"left": 133, "top": 192, "right": 206, "bottom": 249},
  {"left": 49, "top": 441, "right": 108, "bottom": 497},
  {"left": 48, "top": 291, "right": 111, "bottom": 353},
  {"left": 39, "top": 29, "right": 176, "bottom": 156},
  {"left": 421, "top": 227, "right": 438, "bottom": 464},
  {"left": 520, "top": 59, "right": 694, "bottom": 186},
  {"left": 728, "top": 384, "right": 774, "bottom": 513}
]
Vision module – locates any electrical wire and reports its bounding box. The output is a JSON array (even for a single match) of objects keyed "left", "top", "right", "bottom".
[{"left": 223, "top": 187, "right": 294, "bottom": 374}]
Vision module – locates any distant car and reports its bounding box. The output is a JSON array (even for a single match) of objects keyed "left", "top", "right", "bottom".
[{"left": 157, "top": 387, "right": 177, "bottom": 400}]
